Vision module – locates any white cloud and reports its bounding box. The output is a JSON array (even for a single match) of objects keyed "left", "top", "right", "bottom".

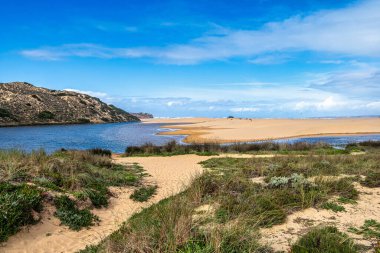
[
  {"left": 294, "top": 96, "right": 347, "bottom": 111},
  {"left": 20, "top": 0, "right": 380, "bottom": 63}
]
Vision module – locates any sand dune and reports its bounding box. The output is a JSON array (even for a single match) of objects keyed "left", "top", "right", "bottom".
[{"left": 144, "top": 117, "right": 380, "bottom": 143}]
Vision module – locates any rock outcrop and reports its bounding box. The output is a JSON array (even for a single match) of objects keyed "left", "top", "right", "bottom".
[{"left": 0, "top": 82, "right": 140, "bottom": 126}]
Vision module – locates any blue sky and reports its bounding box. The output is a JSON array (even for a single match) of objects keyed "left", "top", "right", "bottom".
[{"left": 1, "top": 0, "right": 380, "bottom": 118}]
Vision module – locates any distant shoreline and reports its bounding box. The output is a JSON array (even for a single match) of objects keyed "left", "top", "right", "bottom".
[{"left": 143, "top": 117, "right": 380, "bottom": 144}]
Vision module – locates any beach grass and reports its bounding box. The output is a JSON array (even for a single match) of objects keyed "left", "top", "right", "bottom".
[
  {"left": 78, "top": 146, "right": 380, "bottom": 252},
  {"left": 125, "top": 140, "right": 380, "bottom": 157},
  {"left": 0, "top": 149, "right": 147, "bottom": 237}
]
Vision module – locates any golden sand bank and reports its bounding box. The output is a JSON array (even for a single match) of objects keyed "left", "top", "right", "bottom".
[{"left": 144, "top": 117, "right": 380, "bottom": 143}]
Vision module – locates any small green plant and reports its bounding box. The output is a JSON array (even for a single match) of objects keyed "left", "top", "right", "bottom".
[
  {"left": 349, "top": 219, "right": 380, "bottom": 239},
  {"left": 54, "top": 195, "right": 99, "bottom": 231},
  {"left": 130, "top": 185, "right": 157, "bottom": 202},
  {"left": 292, "top": 226, "right": 358, "bottom": 253},
  {"left": 321, "top": 201, "right": 346, "bottom": 212},
  {"left": 0, "top": 183, "right": 43, "bottom": 242},
  {"left": 37, "top": 110, "right": 55, "bottom": 120},
  {"left": 338, "top": 197, "right": 357, "bottom": 204}
]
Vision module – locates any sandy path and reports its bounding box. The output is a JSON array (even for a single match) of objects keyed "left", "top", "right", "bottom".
[
  {"left": 0, "top": 154, "right": 253, "bottom": 253},
  {"left": 260, "top": 183, "right": 380, "bottom": 252},
  {"left": 144, "top": 117, "right": 380, "bottom": 143}
]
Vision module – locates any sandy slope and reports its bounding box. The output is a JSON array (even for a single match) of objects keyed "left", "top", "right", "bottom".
[
  {"left": 0, "top": 154, "right": 252, "bottom": 253},
  {"left": 260, "top": 182, "right": 380, "bottom": 252},
  {"left": 144, "top": 117, "right": 380, "bottom": 143}
]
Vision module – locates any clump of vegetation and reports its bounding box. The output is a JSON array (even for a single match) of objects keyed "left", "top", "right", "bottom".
[
  {"left": 130, "top": 185, "right": 157, "bottom": 202},
  {"left": 361, "top": 172, "right": 380, "bottom": 188},
  {"left": 54, "top": 195, "right": 98, "bottom": 231},
  {"left": 292, "top": 226, "right": 358, "bottom": 253},
  {"left": 349, "top": 219, "right": 380, "bottom": 239},
  {"left": 321, "top": 201, "right": 346, "bottom": 212},
  {"left": 268, "top": 173, "right": 313, "bottom": 188},
  {"left": 125, "top": 140, "right": 349, "bottom": 157},
  {"left": 77, "top": 118, "right": 91, "bottom": 123},
  {"left": 0, "top": 108, "right": 12, "bottom": 118},
  {"left": 0, "top": 182, "right": 43, "bottom": 242},
  {"left": 0, "top": 149, "right": 147, "bottom": 235},
  {"left": 89, "top": 148, "right": 112, "bottom": 157},
  {"left": 37, "top": 110, "right": 55, "bottom": 120},
  {"left": 0, "top": 149, "right": 145, "bottom": 209}
]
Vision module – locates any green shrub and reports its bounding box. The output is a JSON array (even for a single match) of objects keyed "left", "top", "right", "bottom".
[
  {"left": 37, "top": 110, "right": 55, "bottom": 120},
  {"left": 54, "top": 195, "right": 99, "bottom": 231},
  {"left": 361, "top": 172, "right": 380, "bottom": 188},
  {"left": 77, "top": 118, "right": 91, "bottom": 123},
  {"left": 321, "top": 202, "right": 346, "bottom": 212},
  {"left": 0, "top": 183, "right": 43, "bottom": 242},
  {"left": 89, "top": 148, "right": 112, "bottom": 157},
  {"left": 292, "top": 226, "right": 358, "bottom": 253},
  {"left": 0, "top": 108, "right": 12, "bottom": 118},
  {"left": 130, "top": 185, "right": 157, "bottom": 202}
]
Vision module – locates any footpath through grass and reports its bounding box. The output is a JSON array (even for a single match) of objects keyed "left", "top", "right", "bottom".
[{"left": 80, "top": 144, "right": 380, "bottom": 253}]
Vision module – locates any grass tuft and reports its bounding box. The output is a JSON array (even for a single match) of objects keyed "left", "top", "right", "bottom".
[{"left": 292, "top": 226, "right": 358, "bottom": 253}]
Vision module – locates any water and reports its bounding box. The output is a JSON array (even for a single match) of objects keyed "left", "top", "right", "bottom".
[
  {"left": 0, "top": 122, "right": 380, "bottom": 153},
  {"left": 272, "top": 135, "right": 380, "bottom": 148},
  {"left": 0, "top": 122, "right": 185, "bottom": 153}
]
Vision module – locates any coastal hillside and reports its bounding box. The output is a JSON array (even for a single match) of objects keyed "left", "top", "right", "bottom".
[{"left": 0, "top": 82, "right": 140, "bottom": 126}]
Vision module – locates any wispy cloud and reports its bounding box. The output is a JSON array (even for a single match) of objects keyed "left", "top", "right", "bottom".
[{"left": 20, "top": 0, "right": 380, "bottom": 64}]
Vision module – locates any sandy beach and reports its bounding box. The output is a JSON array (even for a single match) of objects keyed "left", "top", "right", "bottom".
[{"left": 144, "top": 117, "right": 380, "bottom": 143}]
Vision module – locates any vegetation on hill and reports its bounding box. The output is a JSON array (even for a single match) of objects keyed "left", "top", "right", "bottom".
[{"left": 81, "top": 143, "right": 380, "bottom": 252}]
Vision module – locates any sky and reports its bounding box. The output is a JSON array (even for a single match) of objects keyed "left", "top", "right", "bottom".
[{"left": 1, "top": 0, "right": 380, "bottom": 118}]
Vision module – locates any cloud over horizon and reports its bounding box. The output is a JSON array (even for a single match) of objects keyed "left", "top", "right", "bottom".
[{"left": 20, "top": 0, "right": 380, "bottom": 64}]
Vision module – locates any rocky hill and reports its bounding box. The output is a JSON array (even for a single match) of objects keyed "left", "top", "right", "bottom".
[{"left": 0, "top": 82, "right": 140, "bottom": 126}]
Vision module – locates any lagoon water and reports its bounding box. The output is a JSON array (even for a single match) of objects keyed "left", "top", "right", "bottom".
[
  {"left": 0, "top": 123, "right": 184, "bottom": 153},
  {"left": 1, "top": 122, "right": 380, "bottom": 153}
]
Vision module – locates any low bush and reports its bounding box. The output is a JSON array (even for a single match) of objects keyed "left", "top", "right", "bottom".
[
  {"left": 361, "top": 172, "right": 380, "bottom": 188},
  {"left": 77, "top": 118, "right": 91, "bottom": 123},
  {"left": 89, "top": 148, "right": 112, "bottom": 157},
  {"left": 130, "top": 185, "right": 157, "bottom": 202},
  {"left": 37, "top": 110, "right": 55, "bottom": 120},
  {"left": 0, "top": 182, "right": 43, "bottom": 242},
  {"left": 321, "top": 202, "right": 346, "bottom": 212},
  {"left": 54, "top": 195, "right": 99, "bottom": 231},
  {"left": 292, "top": 226, "right": 358, "bottom": 253},
  {"left": 0, "top": 108, "right": 12, "bottom": 118}
]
